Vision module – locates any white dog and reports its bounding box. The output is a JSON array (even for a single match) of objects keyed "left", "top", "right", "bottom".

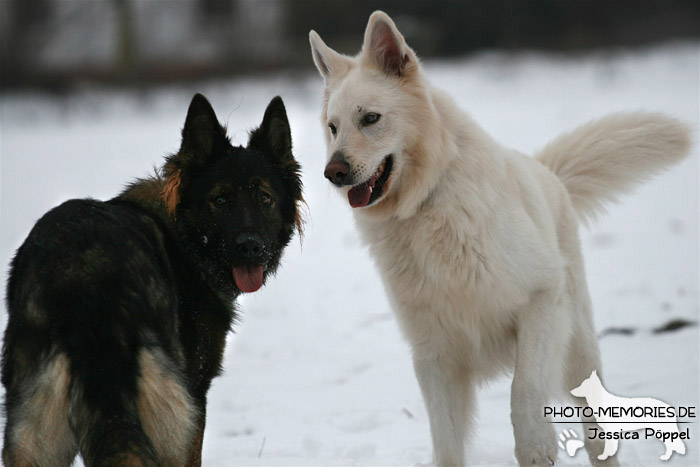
[
  {"left": 309, "top": 11, "right": 690, "bottom": 466},
  {"left": 571, "top": 370, "right": 686, "bottom": 461}
]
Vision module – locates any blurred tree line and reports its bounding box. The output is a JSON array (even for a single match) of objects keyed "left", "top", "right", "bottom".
[{"left": 1, "top": 0, "right": 698, "bottom": 90}]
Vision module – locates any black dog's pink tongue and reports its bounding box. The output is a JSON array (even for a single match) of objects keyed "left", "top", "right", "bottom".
[
  {"left": 233, "top": 265, "right": 263, "bottom": 293},
  {"left": 348, "top": 183, "right": 371, "bottom": 208}
]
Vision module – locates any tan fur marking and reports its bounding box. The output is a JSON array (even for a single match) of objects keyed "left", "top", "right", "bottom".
[
  {"left": 24, "top": 296, "right": 47, "bottom": 327},
  {"left": 117, "top": 453, "right": 148, "bottom": 467},
  {"left": 120, "top": 176, "right": 166, "bottom": 206},
  {"left": 295, "top": 196, "right": 308, "bottom": 240},
  {"left": 137, "top": 349, "right": 197, "bottom": 465},
  {"left": 161, "top": 170, "right": 182, "bottom": 217},
  {"left": 186, "top": 420, "right": 205, "bottom": 467},
  {"left": 5, "top": 353, "right": 77, "bottom": 466}
]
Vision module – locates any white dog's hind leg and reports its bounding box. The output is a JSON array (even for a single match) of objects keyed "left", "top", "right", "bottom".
[
  {"left": 511, "top": 290, "right": 565, "bottom": 466},
  {"left": 565, "top": 306, "right": 620, "bottom": 465},
  {"left": 413, "top": 355, "right": 474, "bottom": 467}
]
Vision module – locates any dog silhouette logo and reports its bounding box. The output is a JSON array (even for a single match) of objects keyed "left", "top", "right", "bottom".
[{"left": 570, "top": 370, "right": 686, "bottom": 461}]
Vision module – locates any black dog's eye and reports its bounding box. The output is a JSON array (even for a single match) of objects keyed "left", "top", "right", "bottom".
[
  {"left": 328, "top": 123, "right": 337, "bottom": 136},
  {"left": 214, "top": 196, "right": 227, "bottom": 206},
  {"left": 362, "top": 113, "right": 380, "bottom": 126},
  {"left": 261, "top": 193, "right": 275, "bottom": 207}
]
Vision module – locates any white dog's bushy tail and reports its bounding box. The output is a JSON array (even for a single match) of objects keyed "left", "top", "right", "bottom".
[{"left": 537, "top": 112, "right": 691, "bottom": 225}]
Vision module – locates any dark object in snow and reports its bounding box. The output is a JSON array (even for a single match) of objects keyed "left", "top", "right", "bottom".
[
  {"left": 653, "top": 318, "right": 698, "bottom": 334},
  {"left": 598, "top": 327, "right": 638, "bottom": 338}
]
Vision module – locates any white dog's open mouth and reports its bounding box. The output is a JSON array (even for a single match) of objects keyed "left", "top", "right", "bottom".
[{"left": 347, "top": 155, "right": 393, "bottom": 208}]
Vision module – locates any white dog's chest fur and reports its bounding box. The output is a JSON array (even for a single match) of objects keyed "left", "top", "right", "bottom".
[{"left": 356, "top": 151, "right": 567, "bottom": 373}]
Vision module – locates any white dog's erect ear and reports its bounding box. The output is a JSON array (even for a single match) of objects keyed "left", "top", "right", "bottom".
[
  {"left": 362, "top": 11, "right": 414, "bottom": 77},
  {"left": 309, "top": 30, "right": 352, "bottom": 81}
]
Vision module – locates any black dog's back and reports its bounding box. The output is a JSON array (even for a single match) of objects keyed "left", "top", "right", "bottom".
[
  {"left": 6, "top": 198, "right": 180, "bottom": 380},
  {"left": 3, "top": 198, "right": 200, "bottom": 464}
]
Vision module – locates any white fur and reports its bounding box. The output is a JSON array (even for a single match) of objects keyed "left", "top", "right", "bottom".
[
  {"left": 310, "top": 11, "right": 691, "bottom": 466},
  {"left": 537, "top": 112, "right": 691, "bottom": 225}
]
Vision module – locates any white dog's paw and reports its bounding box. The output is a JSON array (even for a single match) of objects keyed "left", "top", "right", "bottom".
[
  {"left": 515, "top": 426, "right": 557, "bottom": 466},
  {"left": 557, "top": 429, "right": 585, "bottom": 457}
]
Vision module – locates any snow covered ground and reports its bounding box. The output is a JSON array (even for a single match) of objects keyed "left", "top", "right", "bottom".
[{"left": 1, "top": 42, "right": 698, "bottom": 466}]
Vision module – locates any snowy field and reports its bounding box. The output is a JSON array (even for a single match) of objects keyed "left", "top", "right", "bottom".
[{"left": 1, "top": 42, "right": 698, "bottom": 466}]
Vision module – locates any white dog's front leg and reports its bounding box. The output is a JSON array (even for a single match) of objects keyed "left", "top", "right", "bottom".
[
  {"left": 413, "top": 355, "right": 474, "bottom": 467},
  {"left": 511, "top": 290, "right": 563, "bottom": 466}
]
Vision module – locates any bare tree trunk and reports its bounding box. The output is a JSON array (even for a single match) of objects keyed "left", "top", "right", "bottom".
[
  {"left": 1, "top": 0, "right": 50, "bottom": 87},
  {"left": 114, "top": 0, "right": 135, "bottom": 80}
]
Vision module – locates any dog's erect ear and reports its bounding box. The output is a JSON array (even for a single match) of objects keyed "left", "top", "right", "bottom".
[
  {"left": 248, "top": 96, "right": 293, "bottom": 163},
  {"left": 361, "top": 11, "right": 415, "bottom": 77},
  {"left": 249, "top": 97, "right": 306, "bottom": 239},
  {"left": 180, "top": 93, "right": 222, "bottom": 158},
  {"left": 309, "top": 30, "right": 352, "bottom": 81},
  {"left": 162, "top": 93, "right": 226, "bottom": 217}
]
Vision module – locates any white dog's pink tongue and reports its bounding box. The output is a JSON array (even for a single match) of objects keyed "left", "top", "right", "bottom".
[
  {"left": 233, "top": 265, "right": 263, "bottom": 293},
  {"left": 348, "top": 173, "right": 381, "bottom": 208},
  {"left": 348, "top": 183, "right": 371, "bottom": 208}
]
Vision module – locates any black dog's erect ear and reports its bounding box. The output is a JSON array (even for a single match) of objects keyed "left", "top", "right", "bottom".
[
  {"left": 248, "top": 96, "right": 292, "bottom": 163},
  {"left": 181, "top": 93, "right": 222, "bottom": 158},
  {"left": 248, "top": 97, "right": 306, "bottom": 238},
  {"left": 162, "top": 93, "right": 226, "bottom": 217}
]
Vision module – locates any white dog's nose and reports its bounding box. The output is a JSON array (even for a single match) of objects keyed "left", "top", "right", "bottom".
[{"left": 324, "top": 151, "right": 351, "bottom": 186}]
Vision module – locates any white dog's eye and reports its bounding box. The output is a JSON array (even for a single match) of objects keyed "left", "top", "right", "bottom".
[
  {"left": 329, "top": 123, "right": 337, "bottom": 136},
  {"left": 362, "top": 113, "right": 381, "bottom": 126}
]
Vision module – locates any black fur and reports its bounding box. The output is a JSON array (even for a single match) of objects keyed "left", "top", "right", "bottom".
[{"left": 2, "top": 94, "right": 303, "bottom": 466}]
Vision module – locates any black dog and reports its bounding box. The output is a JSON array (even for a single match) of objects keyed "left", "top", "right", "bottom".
[{"left": 2, "top": 94, "right": 303, "bottom": 466}]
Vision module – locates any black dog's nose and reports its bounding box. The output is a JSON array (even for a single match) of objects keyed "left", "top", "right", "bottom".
[
  {"left": 235, "top": 233, "right": 264, "bottom": 259},
  {"left": 324, "top": 152, "right": 351, "bottom": 186}
]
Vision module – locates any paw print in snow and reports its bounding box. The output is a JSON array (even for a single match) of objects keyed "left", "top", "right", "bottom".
[{"left": 558, "top": 429, "right": 585, "bottom": 457}]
